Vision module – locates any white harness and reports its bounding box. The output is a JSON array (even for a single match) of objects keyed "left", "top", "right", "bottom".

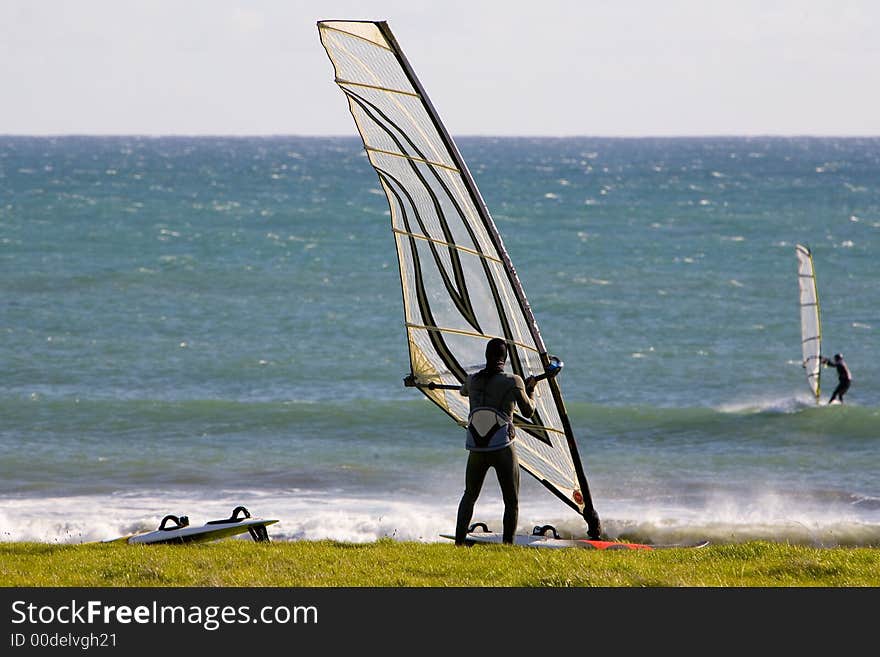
[{"left": 466, "top": 407, "right": 513, "bottom": 451}]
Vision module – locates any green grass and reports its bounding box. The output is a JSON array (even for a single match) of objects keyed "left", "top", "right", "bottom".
[{"left": 2, "top": 539, "right": 879, "bottom": 587}]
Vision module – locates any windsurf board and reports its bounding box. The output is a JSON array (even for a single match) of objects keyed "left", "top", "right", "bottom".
[
  {"left": 441, "top": 523, "right": 708, "bottom": 551},
  {"left": 104, "top": 506, "right": 278, "bottom": 545}
]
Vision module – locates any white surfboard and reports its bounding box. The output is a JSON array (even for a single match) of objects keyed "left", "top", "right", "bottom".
[
  {"left": 105, "top": 506, "right": 278, "bottom": 545},
  {"left": 441, "top": 523, "right": 709, "bottom": 551}
]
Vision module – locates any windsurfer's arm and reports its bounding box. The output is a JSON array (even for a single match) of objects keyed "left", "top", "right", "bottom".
[{"left": 515, "top": 376, "right": 536, "bottom": 417}]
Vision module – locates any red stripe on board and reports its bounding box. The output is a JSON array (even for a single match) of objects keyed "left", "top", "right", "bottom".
[{"left": 577, "top": 540, "right": 654, "bottom": 551}]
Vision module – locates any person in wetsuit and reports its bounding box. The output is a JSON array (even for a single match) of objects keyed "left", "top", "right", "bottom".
[
  {"left": 454, "top": 337, "right": 536, "bottom": 545},
  {"left": 821, "top": 353, "right": 852, "bottom": 404}
]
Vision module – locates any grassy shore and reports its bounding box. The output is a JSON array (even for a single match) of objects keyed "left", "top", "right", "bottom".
[{"left": 2, "top": 538, "right": 879, "bottom": 587}]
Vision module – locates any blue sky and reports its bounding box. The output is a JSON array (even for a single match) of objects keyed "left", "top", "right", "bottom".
[{"left": 2, "top": 0, "right": 878, "bottom": 136}]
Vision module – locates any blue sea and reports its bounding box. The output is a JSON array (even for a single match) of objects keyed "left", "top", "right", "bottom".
[{"left": 1, "top": 135, "right": 878, "bottom": 547}]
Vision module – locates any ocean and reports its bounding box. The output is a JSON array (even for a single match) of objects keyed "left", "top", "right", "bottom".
[{"left": 1, "top": 135, "right": 878, "bottom": 547}]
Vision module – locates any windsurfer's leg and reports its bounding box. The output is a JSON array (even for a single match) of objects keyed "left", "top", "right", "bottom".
[
  {"left": 455, "top": 451, "right": 490, "bottom": 544},
  {"left": 494, "top": 444, "right": 519, "bottom": 544},
  {"left": 829, "top": 383, "right": 844, "bottom": 403}
]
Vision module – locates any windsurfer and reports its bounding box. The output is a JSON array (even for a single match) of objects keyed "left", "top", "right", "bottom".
[
  {"left": 454, "top": 338, "right": 537, "bottom": 545},
  {"left": 821, "top": 353, "right": 852, "bottom": 404}
]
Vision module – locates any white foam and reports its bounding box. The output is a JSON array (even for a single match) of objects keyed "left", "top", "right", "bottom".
[
  {"left": 2, "top": 482, "right": 877, "bottom": 547},
  {"left": 0, "top": 491, "right": 457, "bottom": 545},
  {"left": 716, "top": 394, "right": 811, "bottom": 414}
]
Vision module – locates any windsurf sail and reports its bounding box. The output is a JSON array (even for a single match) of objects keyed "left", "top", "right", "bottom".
[
  {"left": 796, "top": 244, "right": 822, "bottom": 403},
  {"left": 317, "top": 20, "right": 600, "bottom": 535}
]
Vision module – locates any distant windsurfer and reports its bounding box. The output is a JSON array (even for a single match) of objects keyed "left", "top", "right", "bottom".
[
  {"left": 454, "top": 337, "right": 537, "bottom": 545},
  {"left": 820, "top": 353, "right": 852, "bottom": 404}
]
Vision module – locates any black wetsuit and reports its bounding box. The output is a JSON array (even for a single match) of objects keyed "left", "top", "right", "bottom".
[
  {"left": 824, "top": 357, "right": 852, "bottom": 404},
  {"left": 454, "top": 371, "right": 535, "bottom": 545}
]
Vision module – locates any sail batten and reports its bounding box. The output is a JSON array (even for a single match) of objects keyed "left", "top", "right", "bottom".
[
  {"left": 404, "top": 322, "right": 540, "bottom": 350},
  {"left": 337, "top": 80, "right": 421, "bottom": 97},
  {"left": 391, "top": 229, "right": 505, "bottom": 262},
  {"left": 368, "top": 147, "right": 462, "bottom": 171},
  {"left": 319, "top": 19, "right": 600, "bottom": 530},
  {"left": 320, "top": 22, "right": 396, "bottom": 49},
  {"left": 796, "top": 244, "right": 822, "bottom": 403}
]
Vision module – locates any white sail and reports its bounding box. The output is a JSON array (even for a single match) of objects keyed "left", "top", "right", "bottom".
[
  {"left": 318, "top": 20, "right": 600, "bottom": 532},
  {"left": 796, "top": 244, "right": 822, "bottom": 402}
]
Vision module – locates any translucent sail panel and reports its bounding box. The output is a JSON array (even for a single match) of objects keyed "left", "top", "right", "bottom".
[
  {"left": 796, "top": 244, "right": 821, "bottom": 401},
  {"left": 396, "top": 235, "right": 579, "bottom": 501},
  {"left": 318, "top": 20, "right": 590, "bottom": 516},
  {"left": 318, "top": 22, "right": 457, "bottom": 171}
]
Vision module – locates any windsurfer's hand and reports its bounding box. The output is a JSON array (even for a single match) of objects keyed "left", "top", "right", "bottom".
[{"left": 525, "top": 376, "right": 537, "bottom": 396}]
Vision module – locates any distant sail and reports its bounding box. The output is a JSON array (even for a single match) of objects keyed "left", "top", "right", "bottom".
[
  {"left": 318, "top": 20, "right": 600, "bottom": 531},
  {"left": 796, "top": 244, "right": 822, "bottom": 403}
]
